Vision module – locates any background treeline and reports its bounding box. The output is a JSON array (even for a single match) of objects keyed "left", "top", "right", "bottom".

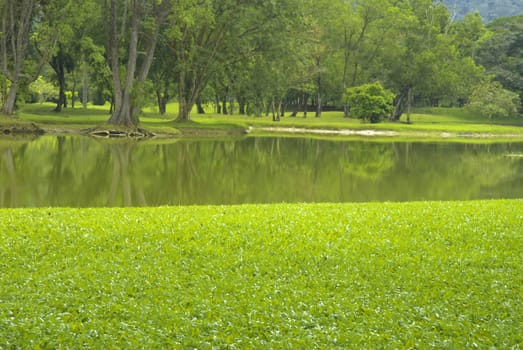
[
  {"left": 1, "top": 0, "right": 522, "bottom": 125},
  {"left": 442, "top": 0, "right": 523, "bottom": 21}
]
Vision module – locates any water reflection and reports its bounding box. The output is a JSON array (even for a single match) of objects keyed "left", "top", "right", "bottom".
[{"left": 1, "top": 135, "right": 522, "bottom": 207}]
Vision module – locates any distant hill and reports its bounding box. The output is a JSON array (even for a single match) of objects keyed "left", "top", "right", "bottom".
[{"left": 442, "top": 0, "right": 523, "bottom": 22}]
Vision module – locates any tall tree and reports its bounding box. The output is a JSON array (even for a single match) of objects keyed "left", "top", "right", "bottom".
[
  {"left": 1, "top": 0, "right": 73, "bottom": 115},
  {"left": 377, "top": 0, "right": 479, "bottom": 121},
  {"left": 230, "top": 0, "right": 314, "bottom": 120},
  {"left": 49, "top": 45, "right": 74, "bottom": 111},
  {"left": 107, "top": 0, "right": 170, "bottom": 126},
  {"left": 1, "top": 0, "right": 37, "bottom": 115},
  {"left": 327, "top": 0, "right": 389, "bottom": 117},
  {"left": 1, "top": 0, "right": 39, "bottom": 115},
  {"left": 45, "top": 0, "right": 102, "bottom": 111},
  {"left": 170, "top": 0, "right": 300, "bottom": 122}
]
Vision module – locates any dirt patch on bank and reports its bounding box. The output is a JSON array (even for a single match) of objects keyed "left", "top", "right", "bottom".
[
  {"left": 177, "top": 127, "right": 247, "bottom": 137},
  {"left": 250, "top": 126, "right": 398, "bottom": 137},
  {"left": 249, "top": 126, "right": 523, "bottom": 139}
]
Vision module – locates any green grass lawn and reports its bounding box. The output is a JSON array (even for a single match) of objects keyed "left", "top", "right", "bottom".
[
  {"left": 4, "top": 102, "right": 523, "bottom": 138},
  {"left": 1, "top": 201, "right": 521, "bottom": 348}
]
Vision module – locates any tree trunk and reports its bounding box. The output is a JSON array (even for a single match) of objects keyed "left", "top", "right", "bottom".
[
  {"left": 315, "top": 58, "right": 322, "bottom": 118},
  {"left": 51, "top": 49, "right": 68, "bottom": 112},
  {"left": 156, "top": 91, "right": 166, "bottom": 115},
  {"left": 271, "top": 97, "right": 280, "bottom": 122},
  {"left": 302, "top": 92, "right": 309, "bottom": 118},
  {"left": 178, "top": 97, "right": 192, "bottom": 122},
  {"left": 196, "top": 99, "right": 205, "bottom": 114},
  {"left": 109, "top": 0, "right": 139, "bottom": 126},
  {"left": 229, "top": 96, "right": 234, "bottom": 115},
  {"left": 82, "top": 61, "right": 88, "bottom": 109},
  {"left": 238, "top": 98, "right": 246, "bottom": 115},
  {"left": 1, "top": 77, "right": 7, "bottom": 108},
  {"left": 2, "top": 84, "right": 17, "bottom": 115},
  {"left": 56, "top": 70, "right": 67, "bottom": 112},
  {"left": 344, "top": 102, "right": 350, "bottom": 118},
  {"left": 406, "top": 86, "right": 413, "bottom": 124},
  {"left": 71, "top": 72, "right": 77, "bottom": 109},
  {"left": 109, "top": 98, "right": 137, "bottom": 126},
  {"left": 177, "top": 67, "right": 199, "bottom": 122},
  {"left": 342, "top": 27, "right": 350, "bottom": 118},
  {"left": 108, "top": 0, "right": 167, "bottom": 126},
  {"left": 156, "top": 89, "right": 168, "bottom": 115},
  {"left": 109, "top": 0, "right": 123, "bottom": 122},
  {"left": 222, "top": 95, "right": 228, "bottom": 114},
  {"left": 391, "top": 93, "right": 407, "bottom": 121},
  {"left": 1, "top": 0, "right": 36, "bottom": 116}
]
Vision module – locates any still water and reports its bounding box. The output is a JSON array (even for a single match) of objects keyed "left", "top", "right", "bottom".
[{"left": 1, "top": 135, "right": 522, "bottom": 207}]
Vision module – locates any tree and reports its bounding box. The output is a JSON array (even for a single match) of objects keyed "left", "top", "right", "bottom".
[
  {"left": 449, "top": 11, "right": 487, "bottom": 59},
  {"left": 328, "top": 0, "right": 389, "bottom": 117},
  {"left": 107, "top": 0, "right": 171, "bottom": 127},
  {"left": 1, "top": 0, "right": 80, "bottom": 115},
  {"left": 49, "top": 45, "right": 74, "bottom": 111},
  {"left": 1, "top": 0, "right": 44, "bottom": 115},
  {"left": 376, "top": 0, "right": 482, "bottom": 122},
  {"left": 232, "top": 0, "right": 316, "bottom": 120},
  {"left": 169, "top": 0, "right": 298, "bottom": 122},
  {"left": 344, "top": 82, "right": 394, "bottom": 123},
  {"left": 149, "top": 43, "right": 177, "bottom": 115},
  {"left": 466, "top": 80, "right": 520, "bottom": 118},
  {"left": 44, "top": 0, "right": 102, "bottom": 111},
  {"left": 475, "top": 15, "right": 523, "bottom": 112}
]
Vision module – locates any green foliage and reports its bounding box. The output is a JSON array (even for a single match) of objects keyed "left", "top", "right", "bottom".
[
  {"left": 345, "top": 82, "right": 394, "bottom": 123},
  {"left": 0, "top": 201, "right": 521, "bottom": 347},
  {"left": 466, "top": 80, "right": 521, "bottom": 118},
  {"left": 29, "top": 76, "right": 58, "bottom": 102},
  {"left": 475, "top": 15, "right": 523, "bottom": 112}
]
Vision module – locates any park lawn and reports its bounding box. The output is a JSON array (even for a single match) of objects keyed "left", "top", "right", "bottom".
[
  {"left": 4, "top": 103, "right": 523, "bottom": 138},
  {"left": 0, "top": 200, "right": 521, "bottom": 348}
]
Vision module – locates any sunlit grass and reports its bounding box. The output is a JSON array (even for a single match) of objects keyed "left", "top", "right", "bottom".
[
  {"left": 0, "top": 200, "right": 521, "bottom": 348},
  {"left": 6, "top": 102, "right": 523, "bottom": 138}
]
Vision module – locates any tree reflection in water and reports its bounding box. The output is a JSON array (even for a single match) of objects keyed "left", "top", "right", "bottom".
[
  {"left": 0, "top": 136, "right": 522, "bottom": 207},
  {"left": 107, "top": 142, "right": 147, "bottom": 207},
  {"left": 1, "top": 148, "right": 17, "bottom": 207}
]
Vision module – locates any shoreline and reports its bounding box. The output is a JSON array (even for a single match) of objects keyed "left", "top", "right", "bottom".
[
  {"left": 2, "top": 118, "right": 523, "bottom": 140},
  {"left": 247, "top": 126, "right": 523, "bottom": 140}
]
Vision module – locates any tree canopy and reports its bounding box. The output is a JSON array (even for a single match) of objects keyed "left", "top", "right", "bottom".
[{"left": 1, "top": 0, "right": 522, "bottom": 125}]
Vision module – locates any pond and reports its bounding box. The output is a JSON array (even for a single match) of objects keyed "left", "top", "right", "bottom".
[{"left": 1, "top": 135, "right": 523, "bottom": 207}]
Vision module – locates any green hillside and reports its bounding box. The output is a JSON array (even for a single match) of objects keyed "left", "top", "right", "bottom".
[{"left": 443, "top": 0, "right": 523, "bottom": 21}]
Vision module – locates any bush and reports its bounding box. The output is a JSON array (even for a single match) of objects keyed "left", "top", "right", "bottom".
[{"left": 344, "top": 82, "right": 394, "bottom": 123}]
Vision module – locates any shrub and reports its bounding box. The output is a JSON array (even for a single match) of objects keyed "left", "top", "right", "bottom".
[{"left": 344, "top": 82, "right": 394, "bottom": 123}]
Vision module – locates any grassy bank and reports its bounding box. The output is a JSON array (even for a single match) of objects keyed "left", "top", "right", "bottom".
[
  {"left": 1, "top": 201, "right": 521, "bottom": 348},
  {"left": 2, "top": 102, "right": 523, "bottom": 139}
]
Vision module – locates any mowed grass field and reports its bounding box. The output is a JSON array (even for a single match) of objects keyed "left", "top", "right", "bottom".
[
  {"left": 7, "top": 102, "right": 523, "bottom": 138},
  {"left": 1, "top": 201, "right": 521, "bottom": 348}
]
